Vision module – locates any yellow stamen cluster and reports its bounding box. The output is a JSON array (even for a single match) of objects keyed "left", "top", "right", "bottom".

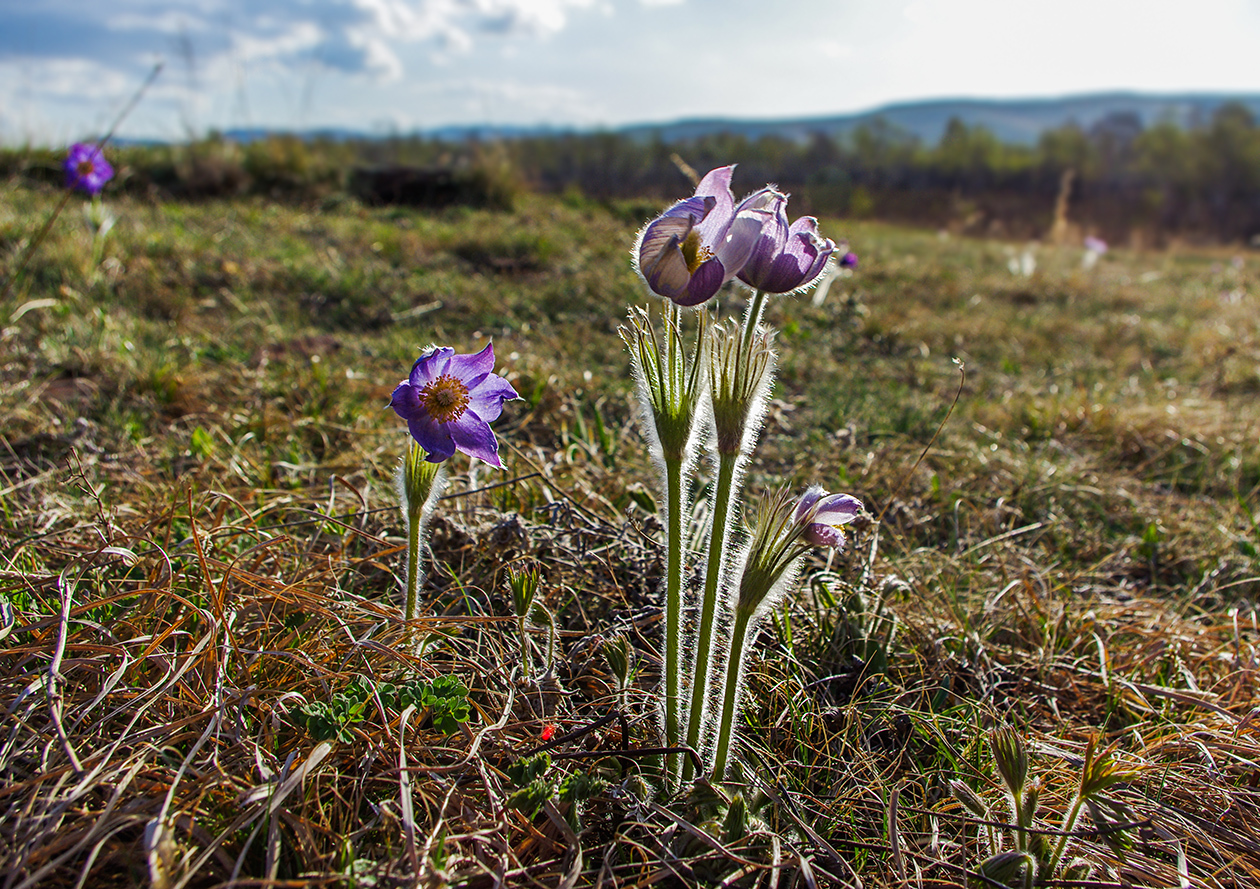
[
  {"left": 418, "top": 374, "right": 471, "bottom": 423},
  {"left": 679, "top": 229, "right": 714, "bottom": 274}
]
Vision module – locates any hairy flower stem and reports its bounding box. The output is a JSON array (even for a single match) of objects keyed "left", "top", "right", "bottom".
[
  {"left": 405, "top": 507, "right": 422, "bottom": 622},
  {"left": 740, "top": 289, "right": 768, "bottom": 357},
  {"left": 664, "top": 454, "right": 684, "bottom": 779},
  {"left": 682, "top": 450, "right": 739, "bottom": 782},
  {"left": 1047, "top": 795, "right": 1086, "bottom": 875},
  {"left": 711, "top": 607, "right": 752, "bottom": 779}
]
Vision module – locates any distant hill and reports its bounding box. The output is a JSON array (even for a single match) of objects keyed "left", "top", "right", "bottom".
[
  {"left": 616, "top": 93, "right": 1260, "bottom": 146},
  {"left": 193, "top": 92, "right": 1260, "bottom": 148}
]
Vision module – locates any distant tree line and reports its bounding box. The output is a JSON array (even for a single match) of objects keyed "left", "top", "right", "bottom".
[
  {"left": 5, "top": 103, "right": 1260, "bottom": 243},
  {"left": 506, "top": 102, "right": 1260, "bottom": 245}
]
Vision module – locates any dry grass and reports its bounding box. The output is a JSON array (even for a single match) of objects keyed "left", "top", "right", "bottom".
[{"left": 3, "top": 182, "right": 1260, "bottom": 886}]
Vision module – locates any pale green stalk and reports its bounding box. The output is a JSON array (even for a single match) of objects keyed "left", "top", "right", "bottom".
[
  {"left": 682, "top": 451, "right": 738, "bottom": 781},
  {"left": 398, "top": 442, "right": 444, "bottom": 622},
  {"left": 710, "top": 607, "right": 751, "bottom": 779},
  {"left": 405, "top": 507, "right": 422, "bottom": 622},
  {"left": 683, "top": 311, "right": 776, "bottom": 781},
  {"left": 621, "top": 303, "right": 705, "bottom": 782},
  {"left": 663, "top": 452, "right": 684, "bottom": 776}
]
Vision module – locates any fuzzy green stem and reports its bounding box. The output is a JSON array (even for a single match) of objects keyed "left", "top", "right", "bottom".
[
  {"left": 664, "top": 454, "right": 684, "bottom": 779},
  {"left": 711, "top": 608, "right": 752, "bottom": 780},
  {"left": 683, "top": 450, "right": 739, "bottom": 782},
  {"left": 405, "top": 506, "right": 422, "bottom": 622},
  {"left": 1047, "top": 794, "right": 1086, "bottom": 875},
  {"left": 740, "top": 289, "right": 767, "bottom": 357},
  {"left": 517, "top": 615, "right": 533, "bottom": 680}
]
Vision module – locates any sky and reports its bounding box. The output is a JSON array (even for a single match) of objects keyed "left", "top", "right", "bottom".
[{"left": 4, "top": 0, "right": 1260, "bottom": 144}]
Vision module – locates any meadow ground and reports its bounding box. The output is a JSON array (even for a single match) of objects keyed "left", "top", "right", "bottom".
[{"left": 3, "top": 183, "right": 1260, "bottom": 887}]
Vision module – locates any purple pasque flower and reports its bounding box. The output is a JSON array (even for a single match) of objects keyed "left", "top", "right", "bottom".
[
  {"left": 838, "top": 251, "right": 858, "bottom": 270},
  {"left": 634, "top": 165, "right": 764, "bottom": 307},
  {"left": 390, "top": 343, "right": 520, "bottom": 468},
  {"left": 793, "top": 485, "right": 862, "bottom": 549},
  {"left": 735, "top": 188, "right": 836, "bottom": 294},
  {"left": 64, "top": 143, "right": 114, "bottom": 196}
]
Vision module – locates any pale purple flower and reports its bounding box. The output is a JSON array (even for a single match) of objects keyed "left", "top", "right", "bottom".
[
  {"left": 1083, "top": 236, "right": 1108, "bottom": 254},
  {"left": 64, "top": 143, "right": 114, "bottom": 196},
  {"left": 735, "top": 188, "right": 836, "bottom": 294},
  {"left": 634, "top": 165, "right": 764, "bottom": 307},
  {"left": 390, "top": 343, "right": 520, "bottom": 468},
  {"left": 793, "top": 486, "right": 862, "bottom": 549}
]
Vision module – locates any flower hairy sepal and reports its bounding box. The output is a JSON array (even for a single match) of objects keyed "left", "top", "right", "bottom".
[
  {"left": 396, "top": 441, "right": 447, "bottom": 523},
  {"left": 708, "top": 320, "right": 776, "bottom": 457},
  {"left": 990, "top": 726, "right": 1029, "bottom": 801},
  {"left": 733, "top": 487, "right": 812, "bottom": 620},
  {"left": 621, "top": 305, "right": 708, "bottom": 466},
  {"left": 507, "top": 565, "right": 541, "bottom": 620},
  {"left": 973, "top": 851, "right": 1036, "bottom": 889},
  {"left": 602, "top": 632, "right": 634, "bottom": 691}
]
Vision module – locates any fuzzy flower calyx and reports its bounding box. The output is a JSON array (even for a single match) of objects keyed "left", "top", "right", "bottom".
[
  {"left": 64, "top": 143, "right": 114, "bottom": 196},
  {"left": 622, "top": 305, "right": 707, "bottom": 463},
  {"left": 709, "top": 320, "right": 775, "bottom": 457},
  {"left": 793, "top": 485, "right": 862, "bottom": 549},
  {"left": 634, "top": 166, "right": 764, "bottom": 306},
  {"left": 390, "top": 343, "right": 520, "bottom": 468},
  {"left": 735, "top": 187, "right": 836, "bottom": 294}
]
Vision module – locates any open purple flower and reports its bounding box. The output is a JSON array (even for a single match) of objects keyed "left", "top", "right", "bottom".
[
  {"left": 735, "top": 188, "right": 836, "bottom": 294},
  {"left": 390, "top": 343, "right": 520, "bottom": 468},
  {"left": 634, "top": 165, "right": 764, "bottom": 307},
  {"left": 793, "top": 486, "right": 862, "bottom": 549},
  {"left": 64, "top": 143, "right": 114, "bottom": 196}
]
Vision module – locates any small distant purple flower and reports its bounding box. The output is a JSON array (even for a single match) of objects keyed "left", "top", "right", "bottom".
[
  {"left": 838, "top": 251, "right": 858, "bottom": 270},
  {"left": 64, "top": 143, "right": 114, "bottom": 196},
  {"left": 634, "top": 165, "right": 764, "bottom": 307},
  {"left": 390, "top": 343, "right": 520, "bottom": 468},
  {"left": 793, "top": 486, "right": 862, "bottom": 549},
  {"left": 1083, "top": 236, "right": 1108, "bottom": 254},
  {"left": 735, "top": 187, "right": 836, "bottom": 294}
]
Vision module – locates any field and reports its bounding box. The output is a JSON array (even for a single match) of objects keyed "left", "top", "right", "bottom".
[{"left": 3, "top": 179, "right": 1260, "bottom": 887}]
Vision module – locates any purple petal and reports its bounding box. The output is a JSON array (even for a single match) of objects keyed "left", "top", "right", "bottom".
[
  {"left": 839, "top": 251, "right": 858, "bottom": 269},
  {"left": 390, "top": 381, "right": 421, "bottom": 420},
  {"left": 718, "top": 205, "right": 773, "bottom": 284},
  {"left": 804, "top": 523, "right": 847, "bottom": 549},
  {"left": 813, "top": 493, "right": 862, "bottom": 525},
  {"left": 407, "top": 414, "right": 456, "bottom": 461},
  {"left": 692, "top": 166, "right": 736, "bottom": 248},
  {"left": 675, "top": 257, "right": 726, "bottom": 307},
  {"left": 637, "top": 196, "right": 712, "bottom": 270},
  {"left": 409, "top": 346, "right": 453, "bottom": 387},
  {"left": 738, "top": 195, "right": 790, "bottom": 289},
  {"left": 448, "top": 415, "right": 503, "bottom": 467},
  {"left": 447, "top": 341, "right": 495, "bottom": 380},
  {"left": 467, "top": 373, "right": 521, "bottom": 422},
  {"left": 636, "top": 207, "right": 704, "bottom": 298},
  {"left": 794, "top": 486, "right": 826, "bottom": 523},
  {"left": 644, "top": 247, "right": 693, "bottom": 301}
]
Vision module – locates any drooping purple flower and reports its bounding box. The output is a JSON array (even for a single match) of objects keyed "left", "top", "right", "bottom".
[
  {"left": 634, "top": 165, "right": 765, "bottom": 307},
  {"left": 64, "top": 143, "right": 114, "bottom": 196},
  {"left": 793, "top": 486, "right": 862, "bottom": 549},
  {"left": 390, "top": 343, "right": 520, "bottom": 468},
  {"left": 735, "top": 187, "right": 836, "bottom": 294}
]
